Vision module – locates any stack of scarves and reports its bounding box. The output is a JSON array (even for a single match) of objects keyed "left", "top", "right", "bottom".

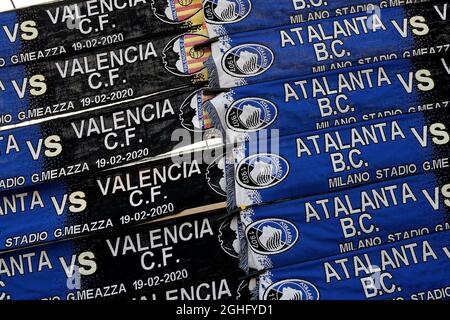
[
  {"left": 202, "top": 0, "right": 450, "bottom": 300},
  {"left": 0, "top": 0, "right": 248, "bottom": 301}
]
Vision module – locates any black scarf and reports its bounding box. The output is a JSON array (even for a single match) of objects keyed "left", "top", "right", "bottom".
[
  {"left": 0, "top": 0, "right": 205, "bottom": 66},
  {"left": 0, "top": 85, "right": 217, "bottom": 191},
  {"left": 0, "top": 24, "right": 210, "bottom": 126},
  {"left": 0, "top": 209, "right": 247, "bottom": 300},
  {"left": 0, "top": 148, "right": 227, "bottom": 252}
]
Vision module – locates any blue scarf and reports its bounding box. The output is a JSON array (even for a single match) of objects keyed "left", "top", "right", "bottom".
[
  {"left": 239, "top": 173, "right": 450, "bottom": 272},
  {"left": 203, "top": 0, "right": 444, "bottom": 37},
  {"left": 206, "top": 2, "right": 449, "bottom": 88},
  {"left": 205, "top": 55, "right": 450, "bottom": 144},
  {"left": 227, "top": 111, "right": 450, "bottom": 210},
  {"left": 251, "top": 231, "right": 450, "bottom": 300}
]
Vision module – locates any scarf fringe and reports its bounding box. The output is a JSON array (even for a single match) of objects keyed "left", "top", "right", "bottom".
[
  {"left": 205, "top": 55, "right": 220, "bottom": 88},
  {"left": 237, "top": 217, "right": 249, "bottom": 273},
  {"left": 225, "top": 160, "right": 237, "bottom": 212},
  {"left": 203, "top": 100, "right": 226, "bottom": 138}
]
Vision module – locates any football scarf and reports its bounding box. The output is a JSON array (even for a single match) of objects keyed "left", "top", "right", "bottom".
[
  {"left": 227, "top": 110, "right": 450, "bottom": 210},
  {"left": 0, "top": 0, "right": 205, "bottom": 67},
  {"left": 240, "top": 172, "right": 450, "bottom": 272},
  {"left": 252, "top": 231, "right": 450, "bottom": 300},
  {"left": 203, "top": 0, "right": 442, "bottom": 37},
  {"left": 206, "top": 2, "right": 450, "bottom": 88},
  {"left": 0, "top": 86, "right": 216, "bottom": 191},
  {"left": 0, "top": 209, "right": 246, "bottom": 300},
  {"left": 205, "top": 55, "right": 450, "bottom": 144},
  {"left": 0, "top": 149, "right": 227, "bottom": 252},
  {"left": 0, "top": 24, "right": 210, "bottom": 126}
]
